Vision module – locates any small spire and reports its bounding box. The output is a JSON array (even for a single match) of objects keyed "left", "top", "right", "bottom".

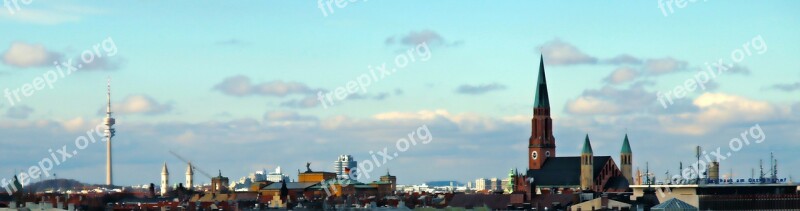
[
  {"left": 582, "top": 134, "right": 593, "bottom": 154},
  {"left": 162, "top": 162, "right": 169, "bottom": 174},
  {"left": 186, "top": 162, "right": 193, "bottom": 175},
  {"left": 621, "top": 134, "right": 632, "bottom": 154}
]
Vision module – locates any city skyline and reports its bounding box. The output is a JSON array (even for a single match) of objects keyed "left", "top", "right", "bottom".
[{"left": 1, "top": 1, "right": 799, "bottom": 187}]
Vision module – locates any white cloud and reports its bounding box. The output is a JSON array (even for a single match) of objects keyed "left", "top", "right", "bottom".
[
  {"left": 1, "top": 42, "right": 62, "bottom": 68},
  {"left": 0, "top": 4, "right": 104, "bottom": 25},
  {"left": 603, "top": 66, "right": 639, "bottom": 84},
  {"left": 279, "top": 95, "right": 320, "bottom": 108},
  {"left": 643, "top": 57, "right": 688, "bottom": 75},
  {"left": 692, "top": 93, "right": 776, "bottom": 122},
  {"left": 80, "top": 56, "right": 123, "bottom": 71},
  {"left": 564, "top": 85, "right": 656, "bottom": 115},
  {"left": 604, "top": 54, "right": 642, "bottom": 65},
  {"left": 373, "top": 109, "right": 452, "bottom": 121},
  {"left": 400, "top": 30, "right": 444, "bottom": 46},
  {"left": 214, "top": 75, "right": 316, "bottom": 97},
  {"left": 0, "top": 9, "right": 80, "bottom": 25},
  {"left": 213, "top": 75, "right": 252, "bottom": 96},
  {"left": 539, "top": 39, "right": 597, "bottom": 65},
  {"left": 2, "top": 103, "right": 799, "bottom": 185},
  {"left": 455, "top": 83, "right": 506, "bottom": 95},
  {"left": 658, "top": 93, "right": 779, "bottom": 135},
  {"left": 263, "top": 111, "right": 318, "bottom": 127},
  {"left": 255, "top": 81, "right": 315, "bottom": 97},
  {"left": 372, "top": 109, "right": 507, "bottom": 132},
  {"left": 174, "top": 130, "right": 197, "bottom": 144},
  {"left": 565, "top": 96, "right": 621, "bottom": 115},
  {"left": 60, "top": 117, "right": 90, "bottom": 132},
  {"left": 103, "top": 95, "right": 172, "bottom": 115},
  {"left": 388, "top": 29, "right": 461, "bottom": 47}
]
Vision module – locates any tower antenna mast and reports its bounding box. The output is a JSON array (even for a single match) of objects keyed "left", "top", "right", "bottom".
[
  {"left": 104, "top": 77, "right": 116, "bottom": 186},
  {"left": 695, "top": 146, "right": 701, "bottom": 184}
]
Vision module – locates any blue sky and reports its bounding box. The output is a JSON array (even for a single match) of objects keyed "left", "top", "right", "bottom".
[{"left": 1, "top": 1, "right": 799, "bottom": 186}]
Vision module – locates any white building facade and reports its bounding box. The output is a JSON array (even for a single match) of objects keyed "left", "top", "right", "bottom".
[
  {"left": 334, "top": 155, "right": 358, "bottom": 179},
  {"left": 474, "top": 178, "right": 489, "bottom": 191},
  {"left": 266, "top": 166, "right": 290, "bottom": 182}
]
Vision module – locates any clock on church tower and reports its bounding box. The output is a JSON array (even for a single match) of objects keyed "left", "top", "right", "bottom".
[{"left": 529, "top": 55, "right": 556, "bottom": 170}]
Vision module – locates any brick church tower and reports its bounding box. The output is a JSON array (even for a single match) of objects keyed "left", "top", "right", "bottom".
[
  {"left": 621, "top": 134, "right": 634, "bottom": 185},
  {"left": 529, "top": 55, "right": 556, "bottom": 170}
]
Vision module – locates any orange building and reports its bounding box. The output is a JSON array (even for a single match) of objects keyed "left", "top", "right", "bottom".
[{"left": 298, "top": 171, "right": 337, "bottom": 183}]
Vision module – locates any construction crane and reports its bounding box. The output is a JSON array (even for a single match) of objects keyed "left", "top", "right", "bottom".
[{"left": 169, "top": 150, "right": 214, "bottom": 179}]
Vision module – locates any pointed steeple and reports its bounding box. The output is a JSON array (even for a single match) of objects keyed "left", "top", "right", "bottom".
[
  {"left": 162, "top": 163, "right": 169, "bottom": 175},
  {"left": 186, "top": 162, "right": 193, "bottom": 175},
  {"left": 534, "top": 55, "right": 550, "bottom": 108},
  {"left": 582, "top": 134, "right": 593, "bottom": 154},
  {"left": 621, "top": 134, "right": 632, "bottom": 154}
]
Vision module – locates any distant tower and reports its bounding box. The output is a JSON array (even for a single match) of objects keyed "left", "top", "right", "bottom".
[
  {"left": 334, "top": 155, "right": 358, "bottom": 179},
  {"left": 211, "top": 170, "right": 230, "bottom": 193},
  {"left": 709, "top": 161, "right": 720, "bottom": 182},
  {"left": 636, "top": 168, "right": 642, "bottom": 185},
  {"left": 186, "top": 162, "right": 194, "bottom": 190},
  {"left": 529, "top": 55, "right": 556, "bottom": 170},
  {"left": 104, "top": 78, "right": 116, "bottom": 186},
  {"left": 380, "top": 170, "right": 397, "bottom": 192},
  {"left": 580, "top": 134, "right": 594, "bottom": 190},
  {"left": 621, "top": 134, "right": 633, "bottom": 185},
  {"left": 161, "top": 163, "right": 169, "bottom": 197},
  {"left": 507, "top": 168, "right": 516, "bottom": 192}
]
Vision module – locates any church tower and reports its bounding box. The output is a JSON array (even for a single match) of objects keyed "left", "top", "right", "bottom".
[
  {"left": 186, "top": 162, "right": 194, "bottom": 190},
  {"left": 580, "top": 134, "right": 594, "bottom": 190},
  {"left": 161, "top": 163, "right": 169, "bottom": 197},
  {"left": 621, "top": 134, "right": 633, "bottom": 185},
  {"left": 529, "top": 55, "right": 556, "bottom": 170}
]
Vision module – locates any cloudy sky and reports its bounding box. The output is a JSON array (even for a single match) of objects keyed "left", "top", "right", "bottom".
[{"left": 1, "top": 1, "right": 799, "bottom": 186}]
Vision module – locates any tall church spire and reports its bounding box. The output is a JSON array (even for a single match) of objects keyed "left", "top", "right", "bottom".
[
  {"left": 534, "top": 55, "right": 550, "bottom": 108},
  {"left": 529, "top": 55, "right": 556, "bottom": 170}
]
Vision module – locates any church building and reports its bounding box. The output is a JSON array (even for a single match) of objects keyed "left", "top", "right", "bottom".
[{"left": 516, "top": 56, "right": 633, "bottom": 194}]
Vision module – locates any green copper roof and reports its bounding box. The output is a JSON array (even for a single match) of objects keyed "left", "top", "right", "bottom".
[
  {"left": 621, "top": 134, "right": 632, "bottom": 154},
  {"left": 534, "top": 55, "right": 550, "bottom": 108},
  {"left": 582, "top": 134, "right": 593, "bottom": 154}
]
